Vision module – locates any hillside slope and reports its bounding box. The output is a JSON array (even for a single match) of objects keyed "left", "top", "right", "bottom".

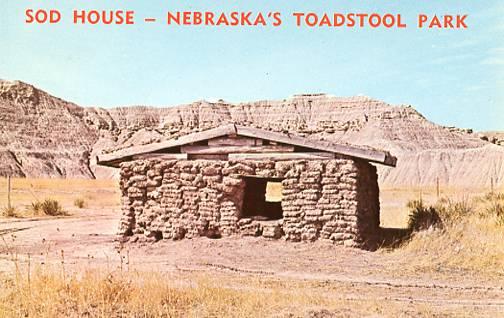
[
  {"left": 0, "top": 80, "right": 98, "bottom": 178},
  {"left": 0, "top": 80, "right": 502, "bottom": 187}
]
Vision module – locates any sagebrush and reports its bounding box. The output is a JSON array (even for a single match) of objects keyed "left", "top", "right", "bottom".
[{"left": 29, "top": 199, "right": 67, "bottom": 216}]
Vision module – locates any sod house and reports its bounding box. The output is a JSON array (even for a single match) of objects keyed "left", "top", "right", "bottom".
[{"left": 98, "top": 124, "right": 396, "bottom": 247}]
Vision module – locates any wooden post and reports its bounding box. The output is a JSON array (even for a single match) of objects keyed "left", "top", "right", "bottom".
[
  {"left": 436, "top": 177, "right": 440, "bottom": 199},
  {"left": 7, "top": 176, "right": 11, "bottom": 209},
  {"left": 491, "top": 177, "right": 494, "bottom": 194}
]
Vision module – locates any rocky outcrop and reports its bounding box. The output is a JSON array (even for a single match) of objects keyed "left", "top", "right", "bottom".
[
  {"left": 478, "top": 131, "right": 504, "bottom": 146},
  {"left": 0, "top": 80, "right": 98, "bottom": 178},
  {"left": 0, "top": 80, "right": 502, "bottom": 187}
]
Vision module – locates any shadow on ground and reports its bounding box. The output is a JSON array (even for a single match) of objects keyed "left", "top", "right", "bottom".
[{"left": 366, "top": 227, "right": 412, "bottom": 251}]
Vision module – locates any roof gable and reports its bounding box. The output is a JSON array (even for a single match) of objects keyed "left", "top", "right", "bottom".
[{"left": 97, "top": 124, "right": 397, "bottom": 167}]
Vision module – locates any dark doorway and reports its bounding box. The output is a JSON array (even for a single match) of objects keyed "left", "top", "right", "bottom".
[{"left": 242, "top": 176, "right": 284, "bottom": 220}]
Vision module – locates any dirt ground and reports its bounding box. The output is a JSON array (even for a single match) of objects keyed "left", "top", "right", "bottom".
[
  {"left": 1, "top": 207, "right": 503, "bottom": 317},
  {"left": 0, "top": 179, "right": 503, "bottom": 316}
]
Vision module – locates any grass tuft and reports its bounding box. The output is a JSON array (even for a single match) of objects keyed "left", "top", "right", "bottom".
[
  {"left": 406, "top": 199, "right": 443, "bottom": 231},
  {"left": 27, "top": 201, "right": 43, "bottom": 216},
  {"left": 488, "top": 201, "right": 504, "bottom": 225},
  {"left": 73, "top": 198, "right": 86, "bottom": 209},
  {"left": 484, "top": 191, "right": 504, "bottom": 201},
  {"left": 26, "top": 199, "right": 67, "bottom": 217},
  {"left": 39, "top": 199, "right": 66, "bottom": 216},
  {"left": 435, "top": 196, "right": 475, "bottom": 225},
  {"left": 1, "top": 206, "right": 20, "bottom": 218}
]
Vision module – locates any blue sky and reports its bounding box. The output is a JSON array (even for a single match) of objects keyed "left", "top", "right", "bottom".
[{"left": 1, "top": 0, "right": 503, "bottom": 131}]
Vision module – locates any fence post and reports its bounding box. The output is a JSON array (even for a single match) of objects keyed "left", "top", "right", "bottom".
[
  {"left": 7, "top": 176, "right": 11, "bottom": 209},
  {"left": 491, "top": 177, "right": 494, "bottom": 194},
  {"left": 436, "top": 177, "right": 440, "bottom": 199}
]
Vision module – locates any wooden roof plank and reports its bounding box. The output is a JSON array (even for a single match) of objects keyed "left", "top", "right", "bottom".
[
  {"left": 132, "top": 153, "right": 188, "bottom": 161},
  {"left": 235, "top": 125, "right": 390, "bottom": 164},
  {"left": 97, "top": 124, "right": 236, "bottom": 164},
  {"left": 181, "top": 145, "right": 295, "bottom": 154},
  {"left": 207, "top": 136, "right": 260, "bottom": 146},
  {"left": 229, "top": 152, "right": 335, "bottom": 161},
  {"left": 97, "top": 123, "right": 397, "bottom": 167}
]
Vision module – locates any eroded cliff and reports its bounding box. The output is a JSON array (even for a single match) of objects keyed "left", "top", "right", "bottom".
[{"left": 1, "top": 80, "right": 502, "bottom": 187}]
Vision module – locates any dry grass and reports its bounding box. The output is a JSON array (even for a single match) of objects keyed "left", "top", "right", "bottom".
[
  {"left": 485, "top": 200, "right": 504, "bottom": 225},
  {"left": 405, "top": 199, "right": 443, "bottom": 231},
  {"left": 0, "top": 178, "right": 119, "bottom": 218},
  {"left": 0, "top": 268, "right": 306, "bottom": 317},
  {"left": 1, "top": 206, "right": 20, "bottom": 218},
  {"left": 379, "top": 186, "right": 494, "bottom": 228},
  {"left": 2, "top": 198, "right": 67, "bottom": 218},
  {"left": 389, "top": 191, "right": 504, "bottom": 275},
  {"left": 36, "top": 199, "right": 67, "bottom": 216},
  {"left": 73, "top": 198, "right": 87, "bottom": 209},
  {"left": 0, "top": 263, "right": 472, "bottom": 317}
]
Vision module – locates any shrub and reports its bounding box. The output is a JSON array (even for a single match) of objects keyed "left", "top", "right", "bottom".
[
  {"left": 25, "top": 199, "right": 67, "bottom": 216},
  {"left": 40, "top": 199, "right": 66, "bottom": 216},
  {"left": 1, "top": 206, "right": 19, "bottom": 218},
  {"left": 407, "top": 199, "right": 443, "bottom": 231},
  {"left": 435, "top": 196, "right": 474, "bottom": 224},
  {"left": 486, "top": 201, "right": 504, "bottom": 225},
  {"left": 74, "top": 198, "right": 86, "bottom": 209},
  {"left": 28, "top": 201, "right": 43, "bottom": 216}
]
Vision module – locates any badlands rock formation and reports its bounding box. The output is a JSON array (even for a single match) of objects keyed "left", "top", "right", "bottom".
[
  {"left": 0, "top": 80, "right": 97, "bottom": 178},
  {"left": 0, "top": 80, "right": 502, "bottom": 187}
]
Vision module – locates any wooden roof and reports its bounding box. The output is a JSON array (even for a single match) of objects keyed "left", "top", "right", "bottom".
[{"left": 97, "top": 124, "right": 397, "bottom": 167}]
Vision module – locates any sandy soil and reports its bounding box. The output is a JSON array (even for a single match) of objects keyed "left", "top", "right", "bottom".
[{"left": 1, "top": 208, "right": 503, "bottom": 317}]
